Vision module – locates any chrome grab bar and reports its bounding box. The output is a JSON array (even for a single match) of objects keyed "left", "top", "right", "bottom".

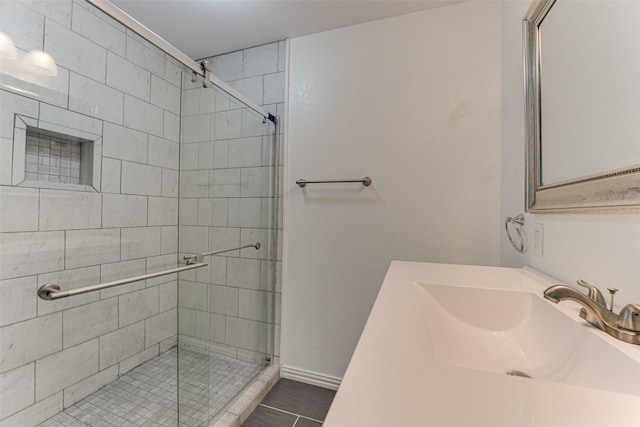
[
  {"left": 37, "top": 260, "right": 208, "bottom": 300},
  {"left": 183, "top": 242, "right": 261, "bottom": 263},
  {"left": 296, "top": 177, "right": 372, "bottom": 188}
]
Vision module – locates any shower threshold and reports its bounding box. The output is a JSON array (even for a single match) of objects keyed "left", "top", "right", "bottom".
[{"left": 38, "top": 347, "right": 265, "bottom": 427}]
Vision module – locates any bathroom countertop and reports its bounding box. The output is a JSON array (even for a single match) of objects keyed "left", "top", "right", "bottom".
[{"left": 323, "top": 261, "right": 640, "bottom": 427}]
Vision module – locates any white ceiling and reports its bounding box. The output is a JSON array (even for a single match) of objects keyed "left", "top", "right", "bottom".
[{"left": 111, "top": 0, "right": 462, "bottom": 59}]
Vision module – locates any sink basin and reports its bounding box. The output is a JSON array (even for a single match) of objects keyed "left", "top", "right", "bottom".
[{"left": 416, "top": 282, "right": 640, "bottom": 396}]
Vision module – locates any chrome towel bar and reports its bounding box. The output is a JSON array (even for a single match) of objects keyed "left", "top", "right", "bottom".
[
  {"left": 296, "top": 177, "right": 372, "bottom": 188},
  {"left": 183, "top": 242, "right": 261, "bottom": 263},
  {"left": 37, "top": 261, "right": 208, "bottom": 300}
]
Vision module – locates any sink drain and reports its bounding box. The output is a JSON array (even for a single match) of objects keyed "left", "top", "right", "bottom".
[{"left": 506, "top": 370, "right": 532, "bottom": 379}]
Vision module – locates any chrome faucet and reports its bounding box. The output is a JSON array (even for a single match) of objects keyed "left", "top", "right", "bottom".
[{"left": 544, "top": 280, "right": 640, "bottom": 345}]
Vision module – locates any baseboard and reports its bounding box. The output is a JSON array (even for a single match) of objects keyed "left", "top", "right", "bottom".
[{"left": 280, "top": 365, "right": 342, "bottom": 390}]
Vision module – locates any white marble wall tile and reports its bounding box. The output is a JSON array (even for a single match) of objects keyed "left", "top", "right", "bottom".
[
  {"left": 148, "top": 135, "right": 179, "bottom": 170},
  {"left": 102, "top": 122, "right": 148, "bottom": 163},
  {"left": 214, "top": 110, "right": 242, "bottom": 140},
  {"left": 164, "top": 110, "right": 180, "bottom": 142},
  {"left": 0, "top": 391, "right": 62, "bottom": 427},
  {"left": 158, "top": 281, "right": 177, "bottom": 313},
  {"left": 243, "top": 43, "right": 278, "bottom": 78},
  {"left": 0, "top": 138, "right": 13, "bottom": 185},
  {"left": 240, "top": 228, "right": 267, "bottom": 259},
  {"left": 123, "top": 95, "right": 163, "bottom": 137},
  {"left": 178, "top": 307, "right": 195, "bottom": 336},
  {"left": 194, "top": 311, "right": 209, "bottom": 340},
  {"left": 209, "top": 313, "right": 226, "bottom": 343},
  {"left": 229, "top": 76, "right": 263, "bottom": 107},
  {"left": 45, "top": 20, "right": 107, "bottom": 82},
  {"left": 62, "top": 297, "right": 118, "bottom": 348},
  {"left": 102, "top": 193, "right": 147, "bottom": 228},
  {"left": 65, "top": 228, "right": 120, "bottom": 269},
  {"left": 228, "top": 198, "right": 262, "bottom": 228},
  {"left": 98, "top": 321, "right": 144, "bottom": 369},
  {"left": 164, "top": 56, "right": 182, "bottom": 88},
  {"left": 18, "top": 0, "right": 72, "bottom": 27},
  {"left": 161, "top": 226, "right": 178, "bottom": 254},
  {"left": 212, "top": 199, "right": 228, "bottom": 227},
  {"left": 71, "top": 4, "right": 126, "bottom": 56},
  {"left": 150, "top": 74, "right": 180, "bottom": 114},
  {"left": 0, "top": 312, "right": 62, "bottom": 373},
  {"left": 0, "top": 276, "right": 36, "bottom": 326},
  {"left": 211, "top": 51, "right": 243, "bottom": 81},
  {"left": 199, "top": 87, "right": 217, "bottom": 114},
  {"left": 0, "top": 186, "right": 39, "bottom": 232},
  {"left": 278, "top": 40, "right": 287, "bottom": 72},
  {"left": 209, "top": 255, "right": 227, "bottom": 286},
  {"left": 145, "top": 308, "right": 176, "bottom": 347},
  {"left": 162, "top": 168, "right": 179, "bottom": 198},
  {"left": 69, "top": 73, "right": 124, "bottom": 124},
  {"left": 106, "top": 51, "right": 150, "bottom": 101},
  {"left": 212, "top": 169, "right": 240, "bottom": 198},
  {"left": 0, "top": 90, "right": 39, "bottom": 139},
  {"left": 241, "top": 109, "right": 268, "bottom": 138},
  {"left": 210, "top": 227, "right": 240, "bottom": 255},
  {"left": 121, "top": 161, "right": 161, "bottom": 196},
  {"left": 195, "top": 198, "right": 212, "bottom": 226},
  {"left": 62, "top": 364, "right": 118, "bottom": 408},
  {"left": 181, "top": 114, "right": 210, "bottom": 143},
  {"left": 209, "top": 284, "right": 238, "bottom": 317},
  {"left": 0, "top": 1, "right": 44, "bottom": 51},
  {"left": 226, "top": 258, "right": 261, "bottom": 290},
  {"left": 117, "top": 345, "right": 158, "bottom": 375},
  {"left": 145, "top": 253, "right": 176, "bottom": 287},
  {"left": 180, "top": 170, "right": 210, "bottom": 198},
  {"left": 178, "top": 280, "right": 207, "bottom": 311},
  {"left": 228, "top": 137, "right": 262, "bottom": 168},
  {"left": 213, "top": 140, "right": 229, "bottom": 169},
  {"left": 0, "top": 362, "right": 34, "bottom": 419},
  {"left": 179, "top": 198, "right": 197, "bottom": 226},
  {"left": 198, "top": 141, "right": 215, "bottom": 170},
  {"left": 263, "top": 72, "right": 285, "bottom": 104},
  {"left": 101, "top": 158, "right": 121, "bottom": 193},
  {"left": 182, "top": 89, "right": 200, "bottom": 116},
  {"left": 37, "top": 266, "right": 101, "bottom": 315},
  {"left": 214, "top": 88, "right": 231, "bottom": 112},
  {"left": 39, "top": 190, "right": 101, "bottom": 230},
  {"left": 240, "top": 167, "right": 269, "bottom": 197},
  {"left": 119, "top": 286, "right": 158, "bottom": 327},
  {"left": 99, "top": 259, "right": 145, "bottom": 299},
  {"left": 35, "top": 339, "right": 98, "bottom": 401},
  {"left": 180, "top": 143, "right": 198, "bottom": 171},
  {"left": 225, "top": 317, "right": 265, "bottom": 352},
  {"left": 148, "top": 197, "right": 178, "bottom": 226},
  {"left": 238, "top": 289, "right": 267, "bottom": 322},
  {"left": 180, "top": 227, "right": 210, "bottom": 259},
  {"left": 121, "top": 226, "right": 161, "bottom": 260},
  {"left": 125, "top": 33, "right": 165, "bottom": 78},
  {"left": 39, "top": 103, "right": 103, "bottom": 136},
  {"left": 0, "top": 231, "right": 64, "bottom": 280}
]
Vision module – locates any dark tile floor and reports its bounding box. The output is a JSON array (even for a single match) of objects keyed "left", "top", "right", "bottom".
[{"left": 241, "top": 379, "right": 337, "bottom": 427}]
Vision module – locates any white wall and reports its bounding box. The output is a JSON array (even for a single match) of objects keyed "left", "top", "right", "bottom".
[
  {"left": 501, "top": 1, "right": 640, "bottom": 306},
  {"left": 283, "top": 1, "right": 502, "bottom": 385}
]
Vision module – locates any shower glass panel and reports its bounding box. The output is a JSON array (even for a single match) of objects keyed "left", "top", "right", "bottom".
[
  {"left": 0, "top": 1, "right": 276, "bottom": 426},
  {"left": 177, "top": 75, "right": 278, "bottom": 426}
]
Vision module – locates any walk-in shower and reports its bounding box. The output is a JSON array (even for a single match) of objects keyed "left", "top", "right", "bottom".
[{"left": 0, "top": 0, "right": 279, "bottom": 425}]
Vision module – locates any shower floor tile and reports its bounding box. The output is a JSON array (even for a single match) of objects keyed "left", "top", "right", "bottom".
[{"left": 39, "top": 347, "right": 264, "bottom": 427}]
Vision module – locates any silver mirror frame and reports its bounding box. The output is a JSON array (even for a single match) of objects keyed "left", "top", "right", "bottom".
[{"left": 523, "top": 0, "right": 640, "bottom": 213}]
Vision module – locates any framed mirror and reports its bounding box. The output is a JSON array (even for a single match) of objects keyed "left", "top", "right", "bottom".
[{"left": 523, "top": 0, "right": 640, "bottom": 213}]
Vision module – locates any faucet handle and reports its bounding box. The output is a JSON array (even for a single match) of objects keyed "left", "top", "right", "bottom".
[
  {"left": 576, "top": 279, "right": 607, "bottom": 307},
  {"left": 617, "top": 304, "right": 640, "bottom": 332}
]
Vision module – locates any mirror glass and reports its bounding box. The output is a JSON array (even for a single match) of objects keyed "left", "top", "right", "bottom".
[
  {"left": 539, "top": 1, "right": 640, "bottom": 186},
  {"left": 524, "top": 0, "right": 640, "bottom": 212}
]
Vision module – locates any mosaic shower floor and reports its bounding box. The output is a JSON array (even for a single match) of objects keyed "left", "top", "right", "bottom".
[{"left": 39, "top": 347, "right": 264, "bottom": 427}]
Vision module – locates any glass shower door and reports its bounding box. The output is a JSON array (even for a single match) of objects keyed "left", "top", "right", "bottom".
[{"left": 177, "top": 74, "right": 277, "bottom": 426}]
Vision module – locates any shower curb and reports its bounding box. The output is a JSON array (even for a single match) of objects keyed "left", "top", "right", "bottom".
[{"left": 210, "top": 365, "right": 281, "bottom": 427}]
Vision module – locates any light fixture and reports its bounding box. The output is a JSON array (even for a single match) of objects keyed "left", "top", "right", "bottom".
[
  {"left": 24, "top": 49, "right": 58, "bottom": 76},
  {"left": 0, "top": 32, "right": 17, "bottom": 60}
]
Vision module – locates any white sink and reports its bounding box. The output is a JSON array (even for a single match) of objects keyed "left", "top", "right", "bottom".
[{"left": 416, "top": 282, "right": 640, "bottom": 396}]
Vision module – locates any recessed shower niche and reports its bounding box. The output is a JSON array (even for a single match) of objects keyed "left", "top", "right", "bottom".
[{"left": 12, "top": 110, "right": 102, "bottom": 192}]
